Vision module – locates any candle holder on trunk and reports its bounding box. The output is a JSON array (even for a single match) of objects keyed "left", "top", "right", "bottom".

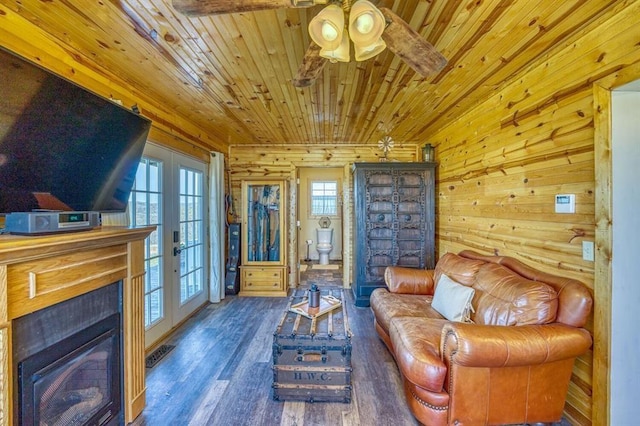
[{"left": 308, "top": 284, "right": 320, "bottom": 308}]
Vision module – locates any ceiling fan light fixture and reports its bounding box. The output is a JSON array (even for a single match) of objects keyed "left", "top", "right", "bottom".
[
  {"left": 309, "top": 4, "right": 344, "bottom": 50},
  {"left": 320, "top": 29, "right": 350, "bottom": 63},
  {"left": 348, "top": 0, "right": 385, "bottom": 45}
]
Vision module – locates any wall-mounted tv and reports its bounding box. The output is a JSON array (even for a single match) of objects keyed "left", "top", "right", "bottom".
[{"left": 0, "top": 47, "right": 151, "bottom": 214}]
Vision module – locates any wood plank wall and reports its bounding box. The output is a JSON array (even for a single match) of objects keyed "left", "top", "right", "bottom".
[
  {"left": 227, "top": 144, "right": 419, "bottom": 288},
  {"left": 425, "top": 3, "right": 640, "bottom": 425}
]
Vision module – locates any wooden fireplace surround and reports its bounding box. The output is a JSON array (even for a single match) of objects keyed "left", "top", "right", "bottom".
[{"left": 0, "top": 226, "right": 154, "bottom": 425}]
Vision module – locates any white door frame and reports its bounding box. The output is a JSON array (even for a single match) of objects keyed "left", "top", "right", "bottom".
[
  {"left": 138, "top": 143, "right": 209, "bottom": 348},
  {"left": 593, "top": 71, "right": 640, "bottom": 424}
]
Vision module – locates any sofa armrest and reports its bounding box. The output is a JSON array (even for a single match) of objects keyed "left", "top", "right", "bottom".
[
  {"left": 384, "top": 266, "right": 435, "bottom": 294},
  {"left": 441, "top": 322, "right": 592, "bottom": 368}
]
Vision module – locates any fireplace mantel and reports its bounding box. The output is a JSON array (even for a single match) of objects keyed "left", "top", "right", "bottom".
[{"left": 0, "top": 226, "right": 154, "bottom": 425}]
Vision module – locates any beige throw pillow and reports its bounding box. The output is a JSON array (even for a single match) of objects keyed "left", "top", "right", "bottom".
[{"left": 432, "top": 274, "right": 475, "bottom": 322}]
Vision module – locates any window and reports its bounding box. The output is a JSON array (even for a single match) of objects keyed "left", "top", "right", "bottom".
[
  {"left": 310, "top": 181, "right": 338, "bottom": 217},
  {"left": 128, "top": 158, "right": 163, "bottom": 328},
  {"left": 178, "top": 166, "right": 205, "bottom": 304}
]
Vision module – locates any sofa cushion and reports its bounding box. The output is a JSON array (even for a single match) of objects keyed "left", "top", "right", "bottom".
[
  {"left": 370, "top": 289, "right": 441, "bottom": 336},
  {"left": 384, "top": 266, "right": 435, "bottom": 295},
  {"left": 472, "top": 263, "right": 558, "bottom": 326},
  {"left": 434, "top": 252, "right": 485, "bottom": 286},
  {"left": 432, "top": 274, "right": 475, "bottom": 322},
  {"left": 459, "top": 250, "right": 593, "bottom": 327},
  {"left": 390, "top": 317, "right": 449, "bottom": 392}
]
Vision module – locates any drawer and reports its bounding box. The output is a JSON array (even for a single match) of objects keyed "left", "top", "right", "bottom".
[{"left": 240, "top": 267, "right": 286, "bottom": 296}]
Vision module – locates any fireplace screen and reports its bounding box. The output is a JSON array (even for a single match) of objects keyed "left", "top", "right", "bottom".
[{"left": 18, "top": 313, "right": 121, "bottom": 426}]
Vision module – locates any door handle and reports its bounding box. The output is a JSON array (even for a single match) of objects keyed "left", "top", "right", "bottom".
[{"left": 173, "top": 246, "right": 182, "bottom": 256}]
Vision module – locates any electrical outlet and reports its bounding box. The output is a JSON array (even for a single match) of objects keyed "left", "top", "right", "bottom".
[{"left": 582, "top": 241, "right": 595, "bottom": 262}]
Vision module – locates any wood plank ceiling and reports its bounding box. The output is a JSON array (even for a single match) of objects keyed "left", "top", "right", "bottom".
[{"left": 0, "top": 0, "right": 617, "bottom": 150}]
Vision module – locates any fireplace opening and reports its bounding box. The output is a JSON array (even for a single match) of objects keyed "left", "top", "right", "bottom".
[
  {"left": 12, "top": 282, "right": 123, "bottom": 426},
  {"left": 18, "top": 313, "right": 121, "bottom": 426}
]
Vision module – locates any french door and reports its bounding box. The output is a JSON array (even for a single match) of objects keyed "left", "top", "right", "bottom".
[{"left": 129, "top": 143, "right": 208, "bottom": 348}]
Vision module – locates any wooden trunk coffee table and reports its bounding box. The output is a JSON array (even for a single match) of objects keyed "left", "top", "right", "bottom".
[{"left": 272, "top": 287, "right": 353, "bottom": 403}]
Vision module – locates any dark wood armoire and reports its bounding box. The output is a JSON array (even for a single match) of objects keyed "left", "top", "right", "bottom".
[{"left": 351, "top": 162, "right": 436, "bottom": 307}]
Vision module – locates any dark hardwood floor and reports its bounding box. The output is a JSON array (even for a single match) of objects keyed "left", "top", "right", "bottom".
[
  {"left": 132, "top": 263, "right": 417, "bottom": 426},
  {"left": 132, "top": 263, "right": 571, "bottom": 426}
]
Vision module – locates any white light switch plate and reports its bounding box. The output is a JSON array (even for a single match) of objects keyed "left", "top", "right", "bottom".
[{"left": 582, "top": 241, "right": 595, "bottom": 262}]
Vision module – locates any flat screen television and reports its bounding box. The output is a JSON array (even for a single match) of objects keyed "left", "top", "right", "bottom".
[{"left": 0, "top": 46, "right": 151, "bottom": 214}]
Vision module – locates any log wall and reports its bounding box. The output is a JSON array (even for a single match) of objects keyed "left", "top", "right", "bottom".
[
  {"left": 425, "top": 3, "right": 640, "bottom": 425},
  {"left": 227, "top": 144, "right": 419, "bottom": 289}
]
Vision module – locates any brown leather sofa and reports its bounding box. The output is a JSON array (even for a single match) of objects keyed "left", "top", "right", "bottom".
[{"left": 370, "top": 250, "right": 593, "bottom": 426}]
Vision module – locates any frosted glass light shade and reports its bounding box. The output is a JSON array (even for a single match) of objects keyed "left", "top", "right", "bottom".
[
  {"left": 320, "top": 30, "right": 350, "bottom": 63},
  {"left": 349, "top": 0, "right": 385, "bottom": 45},
  {"left": 354, "top": 37, "right": 386, "bottom": 61},
  {"left": 355, "top": 13, "right": 374, "bottom": 34},
  {"left": 309, "top": 5, "right": 344, "bottom": 51},
  {"left": 321, "top": 22, "right": 339, "bottom": 42}
]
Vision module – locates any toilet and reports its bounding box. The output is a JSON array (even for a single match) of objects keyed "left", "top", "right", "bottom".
[{"left": 316, "top": 217, "right": 333, "bottom": 265}]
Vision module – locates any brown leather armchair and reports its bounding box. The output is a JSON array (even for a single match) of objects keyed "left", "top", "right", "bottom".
[{"left": 370, "top": 250, "right": 593, "bottom": 425}]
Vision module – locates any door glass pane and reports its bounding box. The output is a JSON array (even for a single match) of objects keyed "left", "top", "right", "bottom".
[
  {"left": 247, "top": 184, "right": 281, "bottom": 262},
  {"left": 179, "top": 167, "right": 205, "bottom": 304},
  {"left": 129, "top": 158, "right": 164, "bottom": 328}
]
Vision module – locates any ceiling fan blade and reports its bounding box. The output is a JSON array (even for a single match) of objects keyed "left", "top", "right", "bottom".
[
  {"left": 379, "top": 7, "right": 447, "bottom": 77},
  {"left": 293, "top": 43, "right": 328, "bottom": 88},
  {"left": 172, "top": 0, "right": 325, "bottom": 17}
]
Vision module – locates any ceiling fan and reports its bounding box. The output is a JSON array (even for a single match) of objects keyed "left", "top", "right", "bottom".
[{"left": 172, "top": 0, "right": 447, "bottom": 87}]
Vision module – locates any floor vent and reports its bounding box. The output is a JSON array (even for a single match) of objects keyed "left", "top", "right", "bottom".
[{"left": 145, "top": 344, "right": 175, "bottom": 369}]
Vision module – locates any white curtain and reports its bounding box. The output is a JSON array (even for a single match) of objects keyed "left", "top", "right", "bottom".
[{"left": 209, "top": 151, "right": 226, "bottom": 303}]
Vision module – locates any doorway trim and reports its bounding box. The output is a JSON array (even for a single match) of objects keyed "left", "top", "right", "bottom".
[
  {"left": 289, "top": 165, "right": 352, "bottom": 289},
  {"left": 592, "top": 61, "right": 640, "bottom": 426}
]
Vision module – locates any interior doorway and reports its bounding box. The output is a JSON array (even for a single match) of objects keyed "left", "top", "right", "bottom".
[{"left": 297, "top": 167, "right": 344, "bottom": 270}]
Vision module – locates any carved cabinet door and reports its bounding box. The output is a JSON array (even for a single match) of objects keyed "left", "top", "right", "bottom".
[{"left": 352, "top": 162, "right": 435, "bottom": 307}]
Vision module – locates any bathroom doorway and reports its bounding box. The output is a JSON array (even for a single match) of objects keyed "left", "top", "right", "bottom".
[{"left": 297, "top": 167, "right": 344, "bottom": 274}]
